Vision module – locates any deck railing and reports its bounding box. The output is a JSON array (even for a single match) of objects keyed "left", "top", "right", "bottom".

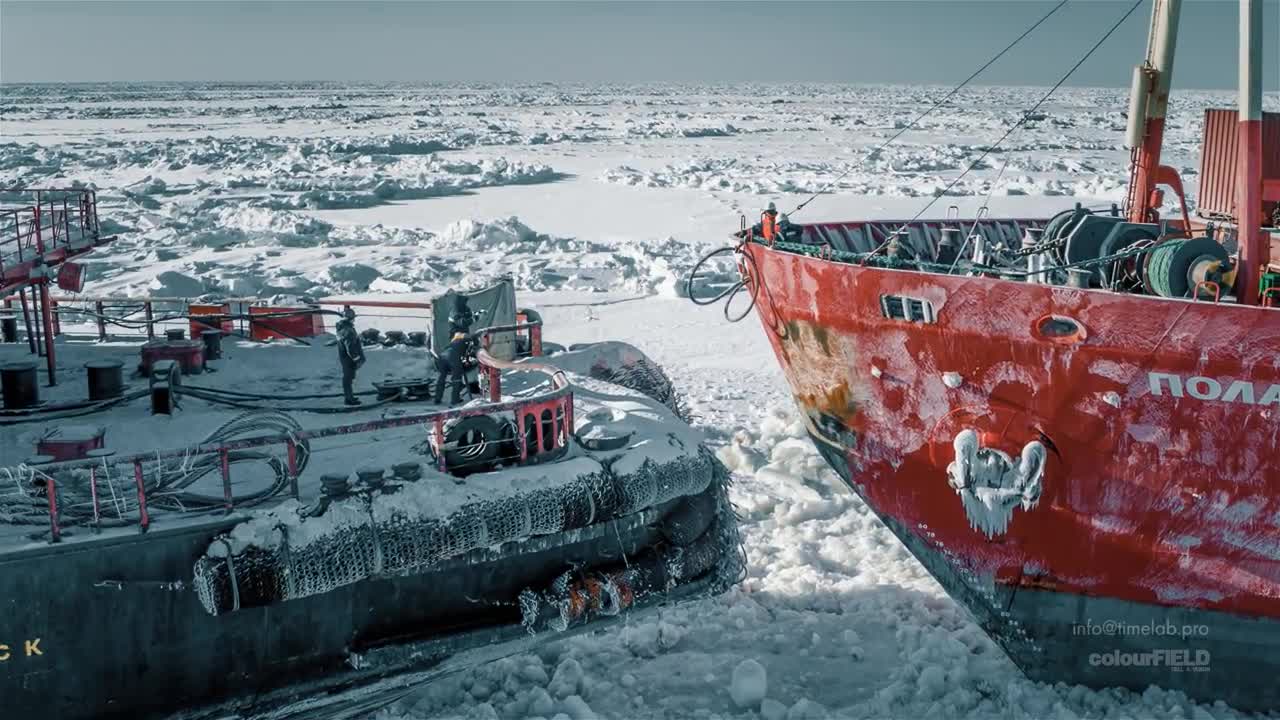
[
  {"left": 15, "top": 342, "right": 570, "bottom": 544},
  {"left": 0, "top": 189, "right": 101, "bottom": 290}
]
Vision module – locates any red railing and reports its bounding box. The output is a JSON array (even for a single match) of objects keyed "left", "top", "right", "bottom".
[
  {"left": 475, "top": 319, "right": 569, "bottom": 465},
  {"left": 4, "top": 293, "right": 547, "bottom": 349},
  {"left": 0, "top": 188, "right": 102, "bottom": 290},
  {"left": 0, "top": 294, "right": 431, "bottom": 343}
]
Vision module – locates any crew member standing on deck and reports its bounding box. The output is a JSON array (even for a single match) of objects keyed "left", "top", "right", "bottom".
[
  {"left": 336, "top": 306, "right": 365, "bottom": 406},
  {"left": 776, "top": 212, "right": 804, "bottom": 243},
  {"left": 757, "top": 201, "right": 779, "bottom": 240},
  {"left": 737, "top": 202, "right": 780, "bottom": 240},
  {"left": 433, "top": 296, "right": 474, "bottom": 406}
]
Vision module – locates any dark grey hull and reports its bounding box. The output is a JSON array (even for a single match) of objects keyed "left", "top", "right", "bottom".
[
  {"left": 812, "top": 439, "right": 1280, "bottom": 714},
  {"left": 0, "top": 487, "right": 733, "bottom": 720}
]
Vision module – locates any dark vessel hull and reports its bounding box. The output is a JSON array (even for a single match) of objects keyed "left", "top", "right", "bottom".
[{"left": 0, "top": 489, "right": 731, "bottom": 719}]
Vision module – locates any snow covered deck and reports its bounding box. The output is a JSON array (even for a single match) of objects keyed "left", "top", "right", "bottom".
[{"left": 0, "top": 334, "right": 708, "bottom": 557}]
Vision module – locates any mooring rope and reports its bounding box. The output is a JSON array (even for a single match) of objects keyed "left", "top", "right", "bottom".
[
  {"left": 863, "top": 0, "right": 1147, "bottom": 262},
  {"left": 789, "top": 0, "right": 1071, "bottom": 218}
]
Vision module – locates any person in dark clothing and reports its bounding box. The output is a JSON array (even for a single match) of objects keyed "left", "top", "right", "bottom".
[
  {"left": 776, "top": 213, "right": 805, "bottom": 243},
  {"left": 335, "top": 306, "right": 365, "bottom": 406},
  {"left": 433, "top": 330, "right": 471, "bottom": 406},
  {"left": 448, "top": 296, "right": 474, "bottom": 335},
  {"left": 434, "top": 296, "right": 475, "bottom": 406}
]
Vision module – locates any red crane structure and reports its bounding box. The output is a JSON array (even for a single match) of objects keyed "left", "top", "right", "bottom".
[{"left": 1, "top": 188, "right": 116, "bottom": 385}]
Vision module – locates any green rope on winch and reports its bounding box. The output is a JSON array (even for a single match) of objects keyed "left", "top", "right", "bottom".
[{"left": 1144, "top": 239, "right": 1187, "bottom": 298}]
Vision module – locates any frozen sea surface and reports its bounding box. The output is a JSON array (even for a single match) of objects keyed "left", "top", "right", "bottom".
[{"left": 2, "top": 81, "right": 1276, "bottom": 719}]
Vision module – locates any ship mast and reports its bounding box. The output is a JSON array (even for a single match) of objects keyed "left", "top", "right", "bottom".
[
  {"left": 1235, "top": 0, "right": 1267, "bottom": 306},
  {"left": 1125, "top": 0, "right": 1181, "bottom": 223}
]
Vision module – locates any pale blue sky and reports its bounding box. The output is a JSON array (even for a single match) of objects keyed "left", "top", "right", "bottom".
[{"left": 1, "top": 1, "right": 1276, "bottom": 89}]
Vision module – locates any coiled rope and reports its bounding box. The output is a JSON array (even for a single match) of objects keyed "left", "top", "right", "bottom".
[{"left": 685, "top": 242, "right": 762, "bottom": 323}]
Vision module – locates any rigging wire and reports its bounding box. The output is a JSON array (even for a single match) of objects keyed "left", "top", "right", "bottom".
[
  {"left": 864, "top": 0, "right": 1147, "bottom": 263},
  {"left": 789, "top": 0, "right": 1071, "bottom": 218}
]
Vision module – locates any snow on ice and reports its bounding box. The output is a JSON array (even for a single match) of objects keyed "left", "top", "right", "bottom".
[{"left": 3, "top": 80, "right": 1276, "bottom": 719}]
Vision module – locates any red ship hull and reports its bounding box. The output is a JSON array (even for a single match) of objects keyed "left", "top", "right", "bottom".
[{"left": 744, "top": 233, "right": 1280, "bottom": 710}]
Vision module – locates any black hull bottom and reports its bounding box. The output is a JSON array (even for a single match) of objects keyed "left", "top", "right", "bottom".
[
  {"left": 0, "top": 490, "right": 730, "bottom": 720},
  {"left": 812, "top": 437, "right": 1280, "bottom": 713}
]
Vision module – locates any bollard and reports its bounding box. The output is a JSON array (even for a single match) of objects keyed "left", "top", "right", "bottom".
[
  {"left": 201, "top": 328, "right": 223, "bottom": 360},
  {"left": 1, "top": 362, "right": 40, "bottom": 410},
  {"left": 1066, "top": 268, "right": 1093, "bottom": 289},
  {"left": 392, "top": 462, "right": 422, "bottom": 482},
  {"left": 1022, "top": 228, "right": 1046, "bottom": 284},
  {"left": 0, "top": 313, "right": 17, "bottom": 343},
  {"left": 357, "top": 467, "right": 386, "bottom": 490},
  {"left": 320, "top": 473, "right": 351, "bottom": 498},
  {"left": 85, "top": 360, "right": 125, "bottom": 401},
  {"left": 937, "top": 228, "right": 962, "bottom": 266}
]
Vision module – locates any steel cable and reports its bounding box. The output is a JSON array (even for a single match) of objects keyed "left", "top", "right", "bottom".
[
  {"left": 864, "top": 0, "right": 1146, "bottom": 262},
  {"left": 790, "top": 0, "right": 1071, "bottom": 217}
]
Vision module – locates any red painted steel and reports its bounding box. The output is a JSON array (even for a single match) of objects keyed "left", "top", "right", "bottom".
[
  {"left": 56, "top": 262, "right": 85, "bottom": 293},
  {"left": 745, "top": 239, "right": 1280, "bottom": 620},
  {"left": 45, "top": 477, "right": 60, "bottom": 543},
  {"left": 248, "top": 306, "right": 326, "bottom": 341},
  {"left": 36, "top": 428, "right": 106, "bottom": 461},
  {"left": 475, "top": 320, "right": 551, "bottom": 403},
  {"left": 140, "top": 340, "right": 204, "bottom": 374},
  {"left": 1237, "top": 117, "right": 1269, "bottom": 304},
  {"left": 1198, "top": 109, "right": 1280, "bottom": 224},
  {"left": 188, "top": 303, "right": 235, "bottom": 338},
  {"left": 133, "top": 460, "right": 149, "bottom": 533},
  {"left": 38, "top": 281, "right": 56, "bottom": 384},
  {"left": 1128, "top": 117, "right": 1167, "bottom": 222},
  {"left": 0, "top": 189, "right": 113, "bottom": 294}
]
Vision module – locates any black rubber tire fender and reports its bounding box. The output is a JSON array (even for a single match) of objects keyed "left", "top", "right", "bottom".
[
  {"left": 443, "top": 414, "right": 506, "bottom": 474},
  {"left": 659, "top": 487, "right": 718, "bottom": 547}
]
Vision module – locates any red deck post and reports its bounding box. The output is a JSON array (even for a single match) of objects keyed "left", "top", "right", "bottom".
[
  {"left": 1235, "top": 0, "right": 1267, "bottom": 305},
  {"left": 45, "top": 476, "right": 61, "bottom": 543},
  {"left": 432, "top": 417, "right": 447, "bottom": 473},
  {"left": 38, "top": 281, "right": 57, "bottom": 386},
  {"left": 488, "top": 366, "right": 501, "bottom": 402},
  {"left": 133, "top": 460, "right": 150, "bottom": 532},
  {"left": 1125, "top": 0, "right": 1181, "bottom": 223},
  {"left": 220, "top": 449, "right": 233, "bottom": 513},
  {"left": 530, "top": 323, "right": 543, "bottom": 357}
]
